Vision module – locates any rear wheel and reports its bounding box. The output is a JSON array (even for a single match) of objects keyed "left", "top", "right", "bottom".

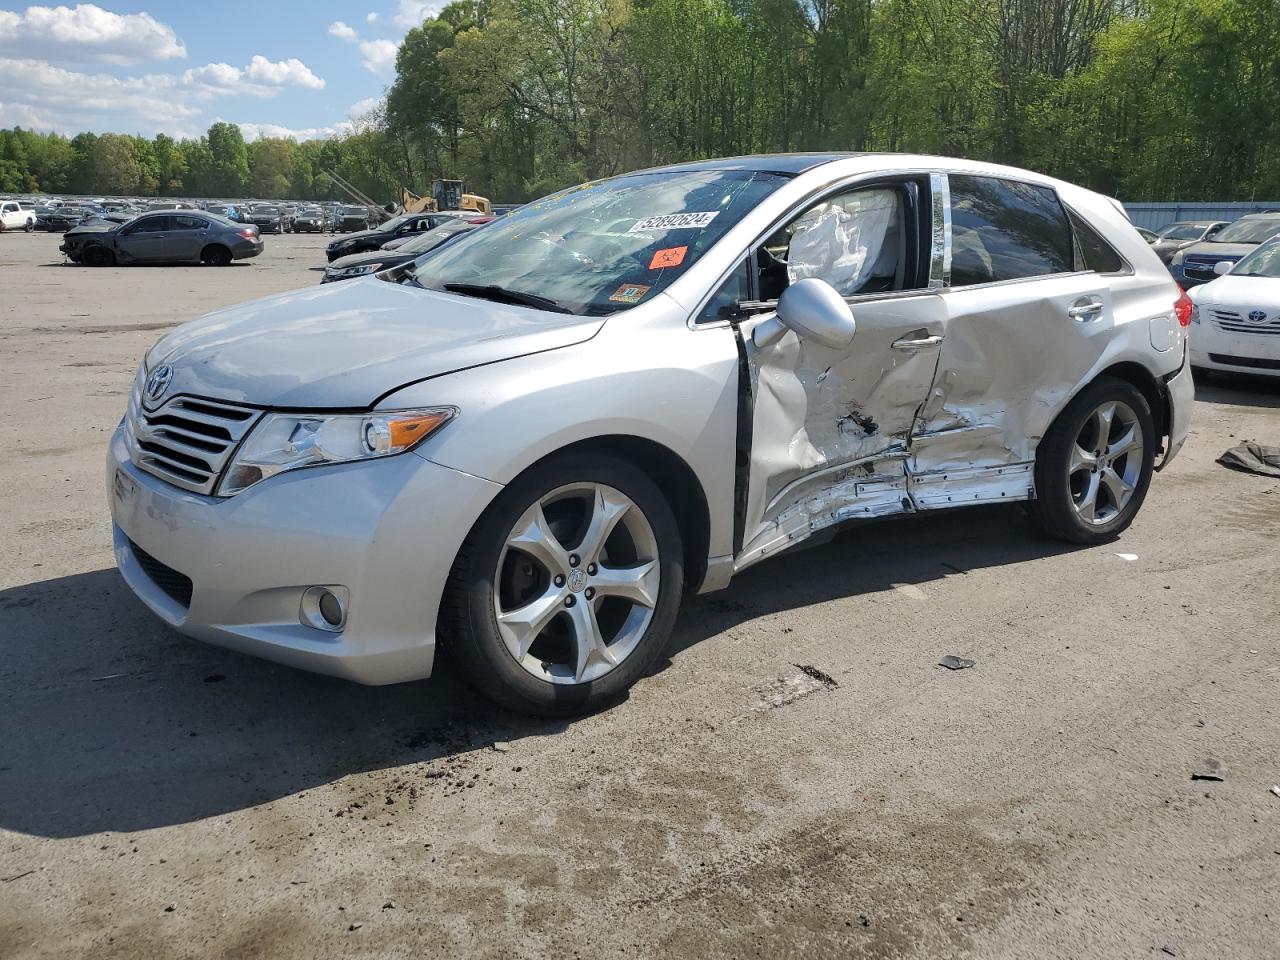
[
  {"left": 83, "top": 245, "right": 115, "bottom": 267},
  {"left": 442, "top": 454, "right": 683, "bottom": 715},
  {"left": 201, "top": 244, "right": 232, "bottom": 266},
  {"left": 1027, "top": 377, "right": 1155, "bottom": 544},
  {"left": 24, "top": 219, "right": 34, "bottom": 232}
]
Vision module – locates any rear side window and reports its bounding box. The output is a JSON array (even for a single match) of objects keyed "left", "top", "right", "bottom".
[
  {"left": 1067, "top": 209, "right": 1126, "bottom": 273},
  {"left": 174, "top": 215, "right": 207, "bottom": 230},
  {"left": 949, "top": 175, "right": 1074, "bottom": 286}
]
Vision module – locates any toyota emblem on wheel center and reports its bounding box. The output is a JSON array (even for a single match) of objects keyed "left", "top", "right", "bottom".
[{"left": 144, "top": 364, "right": 173, "bottom": 402}]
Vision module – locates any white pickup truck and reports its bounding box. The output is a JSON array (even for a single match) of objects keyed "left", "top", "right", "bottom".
[{"left": 0, "top": 200, "right": 36, "bottom": 232}]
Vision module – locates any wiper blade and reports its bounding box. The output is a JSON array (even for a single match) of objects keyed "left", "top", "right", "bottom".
[{"left": 442, "top": 282, "right": 571, "bottom": 314}]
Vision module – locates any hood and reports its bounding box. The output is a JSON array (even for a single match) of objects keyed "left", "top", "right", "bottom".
[
  {"left": 250, "top": 212, "right": 280, "bottom": 221},
  {"left": 147, "top": 277, "right": 605, "bottom": 408},
  {"left": 327, "top": 248, "right": 416, "bottom": 271},
  {"left": 1178, "top": 240, "right": 1257, "bottom": 260},
  {"left": 1188, "top": 274, "right": 1280, "bottom": 314},
  {"left": 64, "top": 220, "right": 119, "bottom": 236}
]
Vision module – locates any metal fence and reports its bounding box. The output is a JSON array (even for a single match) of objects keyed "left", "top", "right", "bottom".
[{"left": 1123, "top": 201, "right": 1280, "bottom": 230}]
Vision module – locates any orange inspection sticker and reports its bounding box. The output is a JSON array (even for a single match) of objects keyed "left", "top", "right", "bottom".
[
  {"left": 608, "top": 283, "right": 651, "bottom": 304},
  {"left": 649, "top": 246, "right": 688, "bottom": 269}
]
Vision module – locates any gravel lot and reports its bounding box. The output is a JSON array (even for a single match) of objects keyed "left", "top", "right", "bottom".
[{"left": 1, "top": 230, "right": 1278, "bottom": 959}]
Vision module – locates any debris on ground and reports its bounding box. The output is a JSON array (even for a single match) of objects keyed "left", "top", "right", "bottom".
[
  {"left": 1115, "top": 553, "right": 1139, "bottom": 562},
  {"left": 492, "top": 742, "right": 511, "bottom": 753},
  {"left": 939, "top": 656, "right": 976, "bottom": 671},
  {"left": 1217, "top": 443, "right": 1280, "bottom": 478},
  {"left": 1, "top": 870, "right": 35, "bottom": 883},
  {"left": 1190, "top": 759, "right": 1225, "bottom": 782},
  {"left": 793, "top": 664, "right": 838, "bottom": 687},
  {"left": 1269, "top": 785, "right": 1280, "bottom": 800}
]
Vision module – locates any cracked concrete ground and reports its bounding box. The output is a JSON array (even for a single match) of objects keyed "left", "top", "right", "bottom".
[{"left": 1, "top": 231, "right": 1277, "bottom": 959}]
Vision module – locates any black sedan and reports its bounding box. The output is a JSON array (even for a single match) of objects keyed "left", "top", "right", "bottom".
[
  {"left": 60, "top": 212, "right": 263, "bottom": 266},
  {"left": 321, "top": 218, "right": 483, "bottom": 282},
  {"left": 324, "top": 211, "right": 478, "bottom": 262},
  {"left": 37, "top": 206, "right": 103, "bottom": 232},
  {"left": 247, "top": 206, "right": 285, "bottom": 234}
]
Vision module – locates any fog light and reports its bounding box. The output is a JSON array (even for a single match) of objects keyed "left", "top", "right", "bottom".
[{"left": 300, "top": 585, "right": 348, "bottom": 633}]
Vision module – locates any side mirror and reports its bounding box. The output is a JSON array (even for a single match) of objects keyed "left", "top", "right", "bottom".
[
  {"left": 1213, "top": 260, "right": 1233, "bottom": 276},
  {"left": 753, "top": 278, "right": 856, "bottom": 350}
]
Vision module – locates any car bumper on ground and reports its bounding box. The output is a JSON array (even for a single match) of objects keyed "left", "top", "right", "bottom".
[
  {"left": 107, "top": 422, "right": 502, "bottom": 684},
  {"left": 1190, "top": 322, "right": 1280, "bottom": 376}
]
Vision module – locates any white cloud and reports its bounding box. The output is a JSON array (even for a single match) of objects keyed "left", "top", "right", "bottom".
[
  {"left": 359, "top": 38, "right": 398, "bottom": 74},
  {"left": 0, "top": 3, "right": 185, "bottom": 65},
  {"left": 236, "top": 120, "right": 352, "bottom": 142},
  {"left": 348, "top": 97, "right": 383, "bottom": 118},
  {"left": 180, "top": 56, "right": 325, "bottom": 99},
  {"left": 244, "top": 55, "right": 324, "bottom": 90},
  {"left": 328, "top": 20, "right": 357, "bottom": 42},
  {"left": 392, "top": 0, "right": 442, "bottom": 29},
  {"left": 366, "top": 12, "right": 379, "bottom": 24}
]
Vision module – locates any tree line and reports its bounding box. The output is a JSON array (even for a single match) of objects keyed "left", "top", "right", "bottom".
[{"left": 2, "top": 0, "right": 1277, "bottom": 204}]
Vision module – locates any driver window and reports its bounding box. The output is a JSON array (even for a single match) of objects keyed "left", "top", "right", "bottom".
[{"left": 757, "top": 187, "right": 908, "bottom": 301}]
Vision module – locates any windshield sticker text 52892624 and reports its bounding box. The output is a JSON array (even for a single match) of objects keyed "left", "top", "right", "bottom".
[{"left": 628, "top": 211, "right": 720, "bottom": 233}]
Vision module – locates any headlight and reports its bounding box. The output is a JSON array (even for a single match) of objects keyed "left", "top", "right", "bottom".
[{"left": 217, "top": 407, "right": 456, "bottom": 496}]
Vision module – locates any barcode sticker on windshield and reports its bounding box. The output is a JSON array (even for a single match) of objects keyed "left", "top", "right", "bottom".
[{"left": 629, "top": 211, "right": 720, "bottom": 233}]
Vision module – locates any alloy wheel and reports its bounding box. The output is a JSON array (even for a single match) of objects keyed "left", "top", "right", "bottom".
[
  {"left": 1069, "top": 400, "right": 1144, "bottom": 524},
  {"left": 494, "top": 482, "right": 660, "bottom": 685}
]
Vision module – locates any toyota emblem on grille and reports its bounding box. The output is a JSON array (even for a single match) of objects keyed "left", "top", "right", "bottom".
[
  {"left": 144, "top": 364, "right": 174, "bottom": 401},
  {"left": 1248, "top": 310, "right": 1268, "bottom": 324}
]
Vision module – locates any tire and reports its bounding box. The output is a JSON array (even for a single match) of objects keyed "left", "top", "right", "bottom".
[
  {"left": 24, "top": 219, "right": 34, "bottom": 233},
  {"left": 83, "top": 245, "right": 115, "bottom": 267},
  {"left": 1026, "top": 376, "right": 1156, "bottom": 544},
  {"left": 441, "top": 453, "right": 684, "bottom": 716},
  {"left": 201, "top": 244, "right": 232, "bottom": 266}
]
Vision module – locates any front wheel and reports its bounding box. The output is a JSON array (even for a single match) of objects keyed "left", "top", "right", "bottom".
[
  {"left": 83, "top": 245, "right": 115, "bottom": 267},
  {"left": 24, "top": 219, "right": 34, "bottom": 232},
  {"left": 442, "top": 454, "right": 684, "bottom": 715},
  {"left": 1027, "top": 377, "right": 1155, "bottom": 544}
]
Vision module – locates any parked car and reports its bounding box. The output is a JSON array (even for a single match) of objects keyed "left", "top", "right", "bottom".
[
  {"left": 1148, "top": 220, "right": 1228, "bottom": 265},
  {"left": 325, "top": 211, "right": 477, "bottom": 261},
  {"left": 293, "top": 206, "right": 326, "bottom": 233},
  {"left": 109, "top": 154, "right": 1192, "bottom": 715},
  {"left": 322, "top": 217, "right": 486, "bottom": 282},
  {"left": 61, "top": 211, "right": 263, "bottom": 266},
  {"left": 0, "top": 199, "right": 36, "bottom": 232},
  {"left": 36, "top": 205, "right": 102, "bottom": 232},
  {"left": 333, "top": 205, "right": 371, "bottom": 233},
  {"left": 1170, "top": 212, "right": 1280, "bottom": 287},
  {"left": 1187, "top": 236, "right": 1280, "bottom": 377},
  {"left": 205, "top": 202, "right": 246, "bottom": 223},
  {"left": 248, "top": 205, "right": 285, "bottom": 234}
]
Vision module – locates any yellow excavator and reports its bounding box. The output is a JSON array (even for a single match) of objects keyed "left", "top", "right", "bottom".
[{"left": 400, "top": 180, "right": 491, "bottom": 215}]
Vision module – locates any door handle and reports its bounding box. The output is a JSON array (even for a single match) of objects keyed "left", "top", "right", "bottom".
[
  {"left": 1068, "top": 296, "right": 1105, "bottom": 322},
  {"left": 892, "top": 334, "right": 944, "bottom": 350}
]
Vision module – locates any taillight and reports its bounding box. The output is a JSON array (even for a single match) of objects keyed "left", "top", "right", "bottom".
[
  {"left": 1174, "top": 286, "right": 1193, "bottom": 327},
  {"left": 239, "top": 227, "right": 256, "bottom": 239}
]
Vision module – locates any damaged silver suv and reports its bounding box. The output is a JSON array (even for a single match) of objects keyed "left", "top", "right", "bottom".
[{"left": 109, "top": 154, "right": 1193, "bottom": 714}]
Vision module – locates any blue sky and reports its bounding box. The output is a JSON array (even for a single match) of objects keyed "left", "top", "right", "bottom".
[{"left": 0, "top": 1, "right": 440, "bottom": 140}]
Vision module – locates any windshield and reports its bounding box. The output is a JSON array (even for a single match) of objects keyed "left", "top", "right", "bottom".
[
  {"left": 411, "top": 169, "right": 787, "bottom": 314},
  {"left": 1230, "top": 238, "right": 1280, "bottom": 277},
  {"left": 1158, "top": 223, "right": 1207, "bottom": 241},
  {"left": 1213, "top": 218, "right": 1280, "bottom": 244},
  {"left": 257, "top": 206, "right": 280, "bottom": 215}
]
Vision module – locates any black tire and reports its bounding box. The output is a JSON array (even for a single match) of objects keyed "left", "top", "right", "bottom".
[
  {"left": 83, "top": 245, "right": 115, "bottom": 267},
  {"left": 1027, "top": 376, "right": 1156, "bottom": 544},
  {"left": 201, "top": 245, "right": 232, "bottom": 266},
  {"left": 24, "top": 219, "right": 34, "bottom": 233},
  {"left": 441, "top": 453, "right": 684, "bottom": 716}
]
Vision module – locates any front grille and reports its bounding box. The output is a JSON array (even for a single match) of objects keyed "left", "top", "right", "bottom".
[
  {"left": 1208, "top": 353, "right": 1280, "bottom": 371},
  {"left": 125, "top": 387, "right": 259, "bottom": 495},
  {"left": 1184, "top": 257, "right": 1235, "bottom": 276},
  {"left": 129, "top": 539, "right": 194, "bottom": 608},
  {"left": 1210, "top": 308, "right": 1280, "bottom": 336}
]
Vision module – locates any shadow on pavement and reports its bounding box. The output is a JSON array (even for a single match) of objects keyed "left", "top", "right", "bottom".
[
  {"left": 0, "top": 503, "right": 1074, "bottom": 839},
  {"left": 1195, "top": 370, "right": 1280, "bottom": 409}
]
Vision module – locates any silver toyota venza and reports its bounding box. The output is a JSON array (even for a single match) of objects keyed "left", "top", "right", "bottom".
[{"left": 109, "top": 154, "right": 1194, "bottom": 714}]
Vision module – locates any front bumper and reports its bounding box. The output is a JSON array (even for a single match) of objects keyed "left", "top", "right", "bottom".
[
  {"left": 1189, "top": 321, "right": 1280, "bottom": 376},
  {"left": 107, "top": 422, "right": 502, "bottom": 684}
]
